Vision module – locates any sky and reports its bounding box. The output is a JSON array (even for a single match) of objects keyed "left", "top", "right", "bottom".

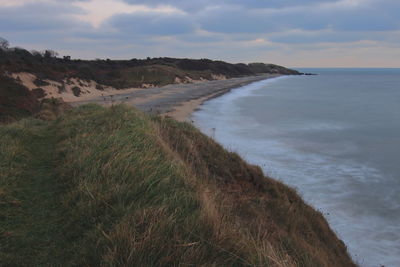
[{"left": 0, "top": 0, "right": 399, "bottom": 67}]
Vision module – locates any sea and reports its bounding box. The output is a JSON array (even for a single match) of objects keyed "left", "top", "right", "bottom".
[{"left": 191, "top": 68, "right": 400, "bottom": 267}]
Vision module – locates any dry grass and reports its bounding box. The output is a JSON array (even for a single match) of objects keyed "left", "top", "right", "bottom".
[
  {"left": 155, "top": 116, "right": 355, "bottom": 267},
  {"left": 0, "top": 104, "right": 355, "bottom": 266}
]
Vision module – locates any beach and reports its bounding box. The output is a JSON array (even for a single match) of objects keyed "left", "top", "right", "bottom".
[{"left": 71, "top": 74, "right": 280, "bottom": 121}]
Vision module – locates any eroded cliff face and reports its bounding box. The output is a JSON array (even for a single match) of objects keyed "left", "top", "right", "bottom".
[
  {"left": 1, "top": 46, "right": 300, "bottom": 89},
  {"left": 8, "top": 72, "right": 227, "bottom": 103},
  {"left": 1, "top": 46, "right": 301, "bottom": 121}
]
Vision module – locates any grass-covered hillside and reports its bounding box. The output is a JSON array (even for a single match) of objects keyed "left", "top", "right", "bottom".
[
  {"left": 0, "top": 73, "right": 71, "bottom": 123},
  {"left": 0, "top": 43, "right": 302, "bottom": 122},
  {"left": 0, "top": 75, "right": 42, "bottom": 122},
  {"left": 0, "top": 104, "right": 354, "bottom": 266},
  {"left": 0, "top": 45, "right": 300, "bottom": 89}
]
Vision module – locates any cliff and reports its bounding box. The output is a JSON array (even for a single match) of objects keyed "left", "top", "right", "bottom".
[
  {"left": 0, "top": 104, "right": 354, "bottom": 266},
  {"left": 1, "top": 45, "right": 303, "bottom": 122}
]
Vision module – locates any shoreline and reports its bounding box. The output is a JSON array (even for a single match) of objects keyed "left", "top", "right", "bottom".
[
  {"left": 163, "top": 92, "right": 221, "bottom": 122},
  {"left": 164, "top": 74, "right": 281, "bottom": 122},
  {"left": 71, "top": 74, "right": 282, "bottom": 121}
]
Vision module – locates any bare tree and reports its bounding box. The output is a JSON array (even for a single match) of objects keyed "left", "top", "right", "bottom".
[
  {"left": 44, "top": 49, "right": 59, "bottom": 58},
  {"left": 31, "top": 50, "right": 43, "bottom": 57},
  {"left": 0, "top": 37, "right": 9, "bottom": 50}
]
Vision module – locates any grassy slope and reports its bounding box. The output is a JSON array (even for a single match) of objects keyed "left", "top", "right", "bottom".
[
  {"left": 0, "top": 105, "right": 354, "bottom": 266},
  {"left": 1, "top": 47, "right": 301, "bottom": 122},
  {"left": 1, "top": 48, "right": 301, "bottom": 89},
  {"left": 0, "top": 75, "right": 41, "bottom": 122}
]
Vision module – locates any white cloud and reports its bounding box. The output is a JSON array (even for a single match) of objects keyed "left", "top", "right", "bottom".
[
  {"left": 320, "top": 0, "right": 371, "bottom": 9},
  {"left": 0, "top": 0, "right": 53, "bottom": 7},
  {"left": 243, "top": 38, "right": 273, "bottom": 46},
  {"left": 72, "top": 0, "right": 185, "bottom": 28},
  {"left": 1, "top": 0, "right": 399, "bottom": 67}
]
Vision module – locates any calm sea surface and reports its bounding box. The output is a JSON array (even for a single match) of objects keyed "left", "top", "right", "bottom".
[{"left": 192, "top": 68, "right": 400, "bottom": 267}]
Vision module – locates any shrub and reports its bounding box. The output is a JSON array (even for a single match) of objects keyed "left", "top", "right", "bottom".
[
  {"left": 57, "top": 84, "right": 66, "bottom": 93},
  {"left": 33, "top": 78, "right": 50, "bottom": 87},
  {"left": 71, "top": 86, "right": 81, "bottom": 97},
  {"left": 32, "top": 88, "right": 46, "bottom": 98}
]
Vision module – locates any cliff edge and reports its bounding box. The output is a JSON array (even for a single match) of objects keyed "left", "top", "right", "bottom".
[{"left": 0, "top": 104, "right": 355, "bottom": 266}]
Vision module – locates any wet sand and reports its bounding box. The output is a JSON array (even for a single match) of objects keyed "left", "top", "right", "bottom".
[{"left": 71, "top": 74, "right": 281, "bottom": 121}]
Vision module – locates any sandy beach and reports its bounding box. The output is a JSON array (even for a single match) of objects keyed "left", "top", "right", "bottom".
[{"left": 71, "top": 74, "right": 281, "bottom": 121}]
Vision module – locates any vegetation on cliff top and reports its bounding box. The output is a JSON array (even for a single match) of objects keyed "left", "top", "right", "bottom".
[
  {"left": 0, "top": 40, "right": 352, "bottom": 265},
  {"left": 0, "top": 40, "right": 302, "bottom": 122},
  {"left": 0, "top": 104, "right": 354, "bottom": 266},
  {"left": 0, "top": 40, "right": 300, "bottom": 90}
]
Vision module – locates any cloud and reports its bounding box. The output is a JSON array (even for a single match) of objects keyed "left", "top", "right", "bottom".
[
  {"left": 0, "top": 0, "right": 50, "bottom": 7},
  {"left": 195, "top": 0, "right": 400, "bottom": 34},
  {"left": 0, "top": 1, "right": 84, "bottom": 32},
  {"left": 72, "top": 0, "right": 185, "bottom": 28},
  {"left": 107, "top": 12, "right": 194, "bottom": 35},
  {"left": 121, "top": 0, "right": 341, "bottom": 11},
  {"left": 0, "top": 0, "right": 399, "bottom": 67}
]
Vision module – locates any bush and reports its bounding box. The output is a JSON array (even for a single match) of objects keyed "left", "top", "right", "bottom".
[
  {"left": 33, "top": 78, "right": 50, "bottom": 87},
  {"left": 57, "top": 84, "right": 66, "bottom": 93},
  {"left": 0, "top": 75, "right": 40, "bottom": 122},
  {"left": 71, "top": 86, "right": 81, "bottom": 97},
  {"left": 32, "top": 88, "right": 46, "bottom": 98}
]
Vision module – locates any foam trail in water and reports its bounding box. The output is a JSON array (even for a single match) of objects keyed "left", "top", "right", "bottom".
[{"left": 192, "top": 73, "right": 400, "bottom": 267}]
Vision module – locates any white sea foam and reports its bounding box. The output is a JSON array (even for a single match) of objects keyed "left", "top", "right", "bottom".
[{"left": 192, "top": 70, "right": 400, "bottom": 267}]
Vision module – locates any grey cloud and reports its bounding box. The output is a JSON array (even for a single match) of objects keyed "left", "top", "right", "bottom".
[
  {"left": 269, "top": 31, "right": 395, "bottom": 44},
  {"left": 0, "top": 0, "right": 399, "bottom": 66},
  {"left": 0, "top": 2, "right": 85, "bottom": 32},
  {"left": 108, "top": 13, "right": 195, "bottom": 35},
  {"left": 194, "top": 0, "right": 400, "bottom": 35},
  {"left": 0, "top": 1, "right": 93, "bottom": 52},
  {"left": 121, "top": 0, "right": 340, "bottom": 12}
]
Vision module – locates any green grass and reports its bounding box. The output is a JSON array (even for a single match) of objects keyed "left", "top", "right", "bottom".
[
  {"left": 0, "top": 105, "right": 355, "bottom": 266},
  {"left": 0, "top": 76, "right": 41, "bottom": 122},
  {"left": 1, "top": 46, "right": 301, "bottom": 90},
  {"left": 0, "top": 119, "right": 68, "bottom": 265}
]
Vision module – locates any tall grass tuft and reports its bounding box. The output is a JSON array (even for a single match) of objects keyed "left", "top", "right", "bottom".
[{"left": 0, "top": 104, "right": 355, "bottom": 266}]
